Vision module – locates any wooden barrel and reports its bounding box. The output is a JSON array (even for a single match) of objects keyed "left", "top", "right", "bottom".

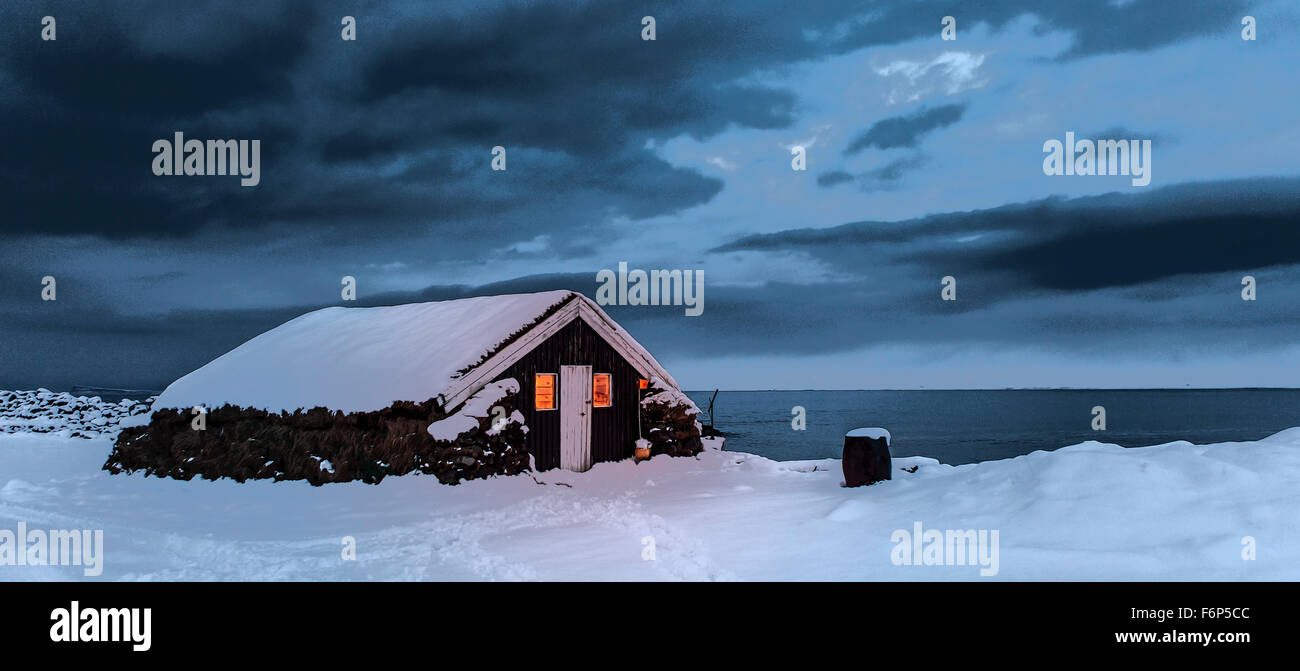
[{"left": 842, "top": 428, "right": 892, "bottom": 487}]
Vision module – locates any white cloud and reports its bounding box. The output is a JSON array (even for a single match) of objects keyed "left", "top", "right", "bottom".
[
  {"left": 365, "top": 261, "right": 408, "bottom": 271},
  {"left": 781, "top": 123, "right": 833, "bottom": 152},
  {"left": 502, "top": 234, "right": 551, "bottom": 255},
  {"left": 874, "top": 51, "right": 988, "bottom": 105},
  {"left": 707, "top": 156, "right": 738, "bottom": 172}
]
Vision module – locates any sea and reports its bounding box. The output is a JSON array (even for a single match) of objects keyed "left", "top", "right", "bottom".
[{"left": 683, "top": 389, "right": 1300, "bottom": 465}]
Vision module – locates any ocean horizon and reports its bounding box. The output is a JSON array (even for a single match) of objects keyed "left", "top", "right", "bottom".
[{"left": 684, "top": 388, "right": 1300, "bottom": 465}]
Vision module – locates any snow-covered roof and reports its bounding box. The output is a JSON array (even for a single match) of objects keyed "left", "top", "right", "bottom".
[{"left": 150, "top": 290, "right": 679, "bottom": 415}]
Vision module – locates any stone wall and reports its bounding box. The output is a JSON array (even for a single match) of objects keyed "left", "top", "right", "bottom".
[
  {"left": 104, "top": 391, "right": 528, "bottom": 486},
  {"left": 639, "top": 378, "right": 703, "bottom": 458}
]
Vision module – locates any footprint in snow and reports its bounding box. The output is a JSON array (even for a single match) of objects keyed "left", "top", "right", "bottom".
[{"left": 825, "top": 499, "right": 872, "bottom": 522}]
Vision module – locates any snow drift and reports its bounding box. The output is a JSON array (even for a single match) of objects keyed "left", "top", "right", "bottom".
[{"left": 3, "top": 428, "right": 1299, "bottom": 580}]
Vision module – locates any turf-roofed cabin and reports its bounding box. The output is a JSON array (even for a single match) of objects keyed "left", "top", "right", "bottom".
[{"left": 106, "top": 290, "right": 704, "bottom": 485}]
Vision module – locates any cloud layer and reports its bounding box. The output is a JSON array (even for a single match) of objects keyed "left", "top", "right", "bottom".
[{"left": 0, "top": 0, "right": 1294, "bottom": 390}]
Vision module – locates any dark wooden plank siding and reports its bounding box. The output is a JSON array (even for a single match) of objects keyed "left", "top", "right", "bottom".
[{"left": 496, "top": 319, "right": 643, "bottom": 471}]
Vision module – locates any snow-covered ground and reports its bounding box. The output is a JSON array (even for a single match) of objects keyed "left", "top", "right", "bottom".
[{"left": 2, "top": 428, "right": 1296, "bottom": 581}]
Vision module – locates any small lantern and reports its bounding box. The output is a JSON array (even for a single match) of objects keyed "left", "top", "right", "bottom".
[
  {"left": 634, "top": 438, "right": 651, "bottom": 460},
  {"left": 638, "top": 378, "right": 649, "bottom": 390}
]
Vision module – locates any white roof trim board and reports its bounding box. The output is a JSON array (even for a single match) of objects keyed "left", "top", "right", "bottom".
[
  {"left": 149, "top": 290, "right": 679, "bottom": 415},
  {"left": 439, "top": 293, "right": 679, "bottom": 410}
]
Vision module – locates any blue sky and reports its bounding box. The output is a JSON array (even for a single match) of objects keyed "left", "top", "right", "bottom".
[{"left": 1, "top": 0, "right": 1298, "bottom": 390}]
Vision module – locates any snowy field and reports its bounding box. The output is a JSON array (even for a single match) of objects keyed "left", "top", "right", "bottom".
[{"left": 2, "top": 428, "right": 1297, "bottom": 581}]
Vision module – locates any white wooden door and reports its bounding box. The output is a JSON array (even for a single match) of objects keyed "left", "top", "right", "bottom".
[{"left": 560, "top": 365, "right": 592, "bottom": 471}]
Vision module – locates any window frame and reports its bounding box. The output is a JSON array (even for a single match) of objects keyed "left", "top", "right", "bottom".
[
  {"left": 534, "top": 373, "right": 557, "bottom": 411},
  {"left": 592, "top": 372, "right": 612, "bottom": 408}
]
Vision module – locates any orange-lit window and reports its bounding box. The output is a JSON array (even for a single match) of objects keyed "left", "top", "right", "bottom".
[
  {"left": 535, "top": 373, "right": 556, "bottom": 410},
  {"left": 593, "top": 373, "right": 612, "bottom": 407}
]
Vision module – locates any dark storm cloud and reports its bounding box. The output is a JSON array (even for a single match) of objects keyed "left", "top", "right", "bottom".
[
  {"left": 865, "top": 155, "right": 927, "bottom": 182},
  {"left": 6, "top": 237, "right": 1300, "bottom": 391},
  {"left": 844, "top": 104, "right": 967, "bottom": 154},
  {"left": 0, "top": 0, "right": 310, "bottom": 239},
  {"left": 5, "top": 3, "right": 309, "bottom": 116},
  {"left": 1044, "top": 0, "right": 1251, "bottom": 60},
  {"left": 17, "top": 180, "right": 1295, "bottom": 388},
  {"left": 0, "top": 0, "right": 1249, "bottom": 243},
  {"left": 0, "top": 0, "right": 740, "bottom": 241},
  {"left": 0, "top": 270, "right": 598, "bottom": 390},
  {"left": 0, "top": 0, "right": 1277, "bottom": 389},
  {"left": 817, "top": 170, "right": 856, "bottom": 187},
  {"left": 818, "top": 155, "right": 929, "bottom": 191},
  {"left": 713, "top": 177, "right": 1300, "bottom": 295},
  {"left": 612, "top": 274, "right": 1300, "bottom": 361}
]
